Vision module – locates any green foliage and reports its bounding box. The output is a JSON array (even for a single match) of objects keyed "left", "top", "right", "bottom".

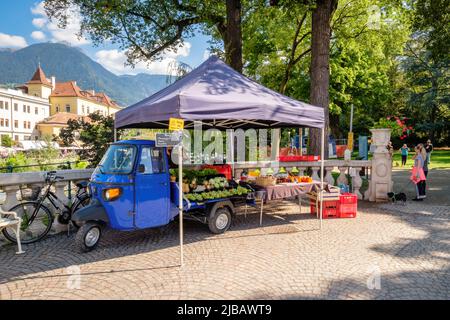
[
  {"left": 412, "top": 0, "right": 450, "bottom": 61},
  {"left": 59, "top": 112, "right": 116, "bottom": 166},
  {"left": 1, "top": 135, "right": 13, "bottom": 147}
]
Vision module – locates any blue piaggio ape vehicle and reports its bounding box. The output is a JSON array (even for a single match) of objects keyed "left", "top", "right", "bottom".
[{"left": 72, "top": 139, "right": 255, "bottom": 252}]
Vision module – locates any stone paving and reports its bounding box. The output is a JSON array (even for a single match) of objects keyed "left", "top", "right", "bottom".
[{"left": 0, "top": 198, "right": 449, "bottom": 300}]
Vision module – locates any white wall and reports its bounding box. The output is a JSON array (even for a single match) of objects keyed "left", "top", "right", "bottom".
[{"left": 0, "top": 88, "right": 50, "bottom": 143}]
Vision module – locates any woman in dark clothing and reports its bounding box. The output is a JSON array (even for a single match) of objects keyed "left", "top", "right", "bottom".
[{"left": 425, "top": 140, "right": 433, "bottom": 164}]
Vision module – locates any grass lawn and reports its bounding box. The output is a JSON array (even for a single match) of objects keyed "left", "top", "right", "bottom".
[{"left": 392, "top": 149, "right": 450, "bottom": 169}]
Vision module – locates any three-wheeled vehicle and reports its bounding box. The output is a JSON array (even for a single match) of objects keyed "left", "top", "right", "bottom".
[{"left": 72, "top": 140, "right": 254, "bottom": 252}]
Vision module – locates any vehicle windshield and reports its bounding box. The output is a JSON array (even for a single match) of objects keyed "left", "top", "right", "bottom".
[{"left": 96, "top": 144, "right": 137, "bottom": 174}]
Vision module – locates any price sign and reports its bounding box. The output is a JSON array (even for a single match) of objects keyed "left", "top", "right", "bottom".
[
  {"left": 169, "top": 118, "right": 184, "bottom": 131},
  {"left": 155, "top": 132, "right": 182, "bottom": 147}
]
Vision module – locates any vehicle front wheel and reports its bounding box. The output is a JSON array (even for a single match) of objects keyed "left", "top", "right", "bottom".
[
  {"left": 75, "top": 222, "right": 102, "bottom": 252},
  {"left": 208, "top": 207, "right": 232, "bottom": 234}
]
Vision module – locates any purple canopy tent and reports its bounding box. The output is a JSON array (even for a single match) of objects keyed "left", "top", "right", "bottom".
[
  {"left": 114, "top": 56, "right": 326, "bottom": 265},
  {"left": 115, "top": 56, "right": 324, "bottom": 130}
]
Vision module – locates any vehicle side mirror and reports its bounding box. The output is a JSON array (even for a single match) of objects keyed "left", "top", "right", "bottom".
[{"left": 138, "top": 164, "right": 146, "bottom": 173}]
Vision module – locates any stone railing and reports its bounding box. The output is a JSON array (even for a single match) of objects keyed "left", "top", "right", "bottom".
[
  {"left": 230, "top": 160, "right": 372, "bottom": 200},
  {"left": 0, "top": 169, "right": 94, "bottom": 211}
]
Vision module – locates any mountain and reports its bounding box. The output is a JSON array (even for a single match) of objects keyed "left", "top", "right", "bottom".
[{"left": 0, "top": 43, "right": 170, "bottom": 107}]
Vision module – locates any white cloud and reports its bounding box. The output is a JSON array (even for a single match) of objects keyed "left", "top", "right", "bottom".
[
  {"left": 32, "top": 18, "right": 47, "bottom": 28},
  {"left": 31, "top": 31, "right": 46, "bottom": 41},
  {"left": 30, "top": 1, "right": 46, "bottom": 16},
  {"left": 203, "top": 49, "right": 211, "bottom": 61},
  {"left": 95, "top": 42, "right": 192, "bottom": 75},
  {"left": 31, "top": 1, "right": 90, "bottom": 46},
  {"left": 0, "top": 33, "right": 28, "bottom": 48}
]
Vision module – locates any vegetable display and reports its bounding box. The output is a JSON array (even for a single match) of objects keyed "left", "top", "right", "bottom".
[{"left": 185, "top": 186, "right": 250, "bottom": 203}]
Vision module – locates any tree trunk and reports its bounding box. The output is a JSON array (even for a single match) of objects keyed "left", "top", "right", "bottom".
[
  {"left": 225, "top": 0, "right": 243, "bottom": 73},
  {"left": 308, "top": 0, "right": 337, "bottom": 158}
]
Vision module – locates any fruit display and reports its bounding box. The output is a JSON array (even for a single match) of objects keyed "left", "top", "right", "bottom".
[
  {"left": 185, "top": 186, "right": 250, "bottom": 203},
  {"left": 289, "top": 175, "right": 313, "bottom": 183}
]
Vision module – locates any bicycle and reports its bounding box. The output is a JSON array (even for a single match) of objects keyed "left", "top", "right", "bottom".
[{"left": 2, "top": 171, "right": 91, "bottom": 244}]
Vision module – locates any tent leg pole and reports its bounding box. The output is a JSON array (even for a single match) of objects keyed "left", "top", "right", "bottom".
[
  {"left": 320, "top": 127, "right": 325, "bottom": 230},
  {"left": 178, "top": 144, "right": 184, "bottom": 266},
  {"left": 114, "top": 128, "right": 117, "bottom": 142}
]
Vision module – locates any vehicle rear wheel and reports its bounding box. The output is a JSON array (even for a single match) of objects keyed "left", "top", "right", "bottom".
[
  {"left": 75, "top": 222, "right": 102, "bottom": 252},
  {"left": 208, "top": 207, "right": 231, "bottom": 234}
]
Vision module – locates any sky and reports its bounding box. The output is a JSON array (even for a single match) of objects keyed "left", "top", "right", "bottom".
[{"left": 0, "top": 1, "right": 212, "bottom": 75}]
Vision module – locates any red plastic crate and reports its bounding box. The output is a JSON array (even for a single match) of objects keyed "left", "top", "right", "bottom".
[
  {"left": 310, "top": 200, "right": 339, "bottom": 219},
  {"left": 339, "top": 193, "right": 357, "bottom": 218}
]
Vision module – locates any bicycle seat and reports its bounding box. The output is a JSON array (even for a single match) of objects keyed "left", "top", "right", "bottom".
[{"left": 76, "top": 181, "right": 88, "bottom": 189}]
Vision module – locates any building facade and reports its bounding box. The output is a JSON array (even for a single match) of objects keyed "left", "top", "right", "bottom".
[
  {"left": 0, "top": 87, "right": 50, "bottom": 143},
  {"left": 0, "top": 66, "right": 121, "bottom": 145}
]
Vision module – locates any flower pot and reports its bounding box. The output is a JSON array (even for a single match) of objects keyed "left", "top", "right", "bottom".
[{"left": 370, "top": 128, "right": 391, "bottom": 153}]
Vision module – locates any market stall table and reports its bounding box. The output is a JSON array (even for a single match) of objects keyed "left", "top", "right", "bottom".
[{"left": 248, "top": 182, "right": 320, "bottom": 226}]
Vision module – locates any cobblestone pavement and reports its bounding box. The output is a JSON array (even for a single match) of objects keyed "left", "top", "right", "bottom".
[{"left": 1, "top": 200, "right": 449, "bottom": 300}]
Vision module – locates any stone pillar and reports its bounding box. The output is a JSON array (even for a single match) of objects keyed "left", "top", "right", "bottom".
[
  {"left": 337, "top": 167, "right": 348, "bottom": 186},
  {"left": 369, "top": 128, "right": 393, "bottom": 202},
  {"left": 1, "top": 186, "right": 18, "bottom": 210},
  {"left": 352, "top": 167, "right": 363, "bottom": 199},
  {"left": 51, "top": 181, "right": 69, "bottom": 233},
  {"left": 311, "top": 166, "right": 320, "bottom": 181},
  {"left": 324, "top": 167, "right": 335, "bottom": 185}
]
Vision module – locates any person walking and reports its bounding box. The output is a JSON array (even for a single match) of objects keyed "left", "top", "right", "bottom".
[
  {"left": 411, "top": 145, "right": 426, "bottom": 201},
  {"left": 425, "top": 139, "right": 433, "bottom": 164},
  {"left": 400, "top": 144, "right": 409, "bottom": 167},
  {"left": 419, "top": 143, "right": 429, "bottom": 198}
]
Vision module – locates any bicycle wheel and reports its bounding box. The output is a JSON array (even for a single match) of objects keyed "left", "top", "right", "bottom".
[{"left": 2, "top": 201, "right": 53, "bottom": 244}]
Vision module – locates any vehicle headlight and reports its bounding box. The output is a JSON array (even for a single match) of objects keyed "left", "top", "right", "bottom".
[{"left": 103, "top": 188, "right": 122, "bottom": 201}]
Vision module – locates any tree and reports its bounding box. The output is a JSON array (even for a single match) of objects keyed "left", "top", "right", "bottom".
[
  {"left": 59, "top": 112, "right": 116, "bottom": 166},
  {"left": 403, "top": 32, "right": 450, "bottom": 144},
  {"left": 308, "top": 0, "right": 338, "bottom": 157},
  {"left": 1, "top": 135, "right": 13, "bottom": 147},
  {"left": 44, "top": 0, "right": 245, "bottom": 72},
  {"left": 412, "top": 0, "right": 450, "bottom": 61}
]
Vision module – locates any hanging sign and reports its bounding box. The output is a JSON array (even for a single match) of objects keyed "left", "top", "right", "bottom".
[
  {"left": 169, "top": 118, "right": 184, "bottom": 131},
  {"left": 155, "top": 132, "right": 182, "bottom": 147}
]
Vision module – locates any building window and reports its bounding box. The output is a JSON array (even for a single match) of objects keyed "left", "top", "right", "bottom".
[
  {"left": 23, "top": 105, "right": 26, "bottom": 112},
  {"left": 14, "top": 135, "right": 19, "bottom": 142},
  {"left": 0, "top": 119, "right": 4, "bottom": 126},
  {"left": 5, "top": 102, "right": 8, "bottom": 110},
  {"left": 14, "top": 103, "right": 18, "bottom": 111},
  {"left": 23, "top": 121, "right": 27, "bottom": 128},
  {"left": 87, "top": 106, "right": 90, "bottom": 114},
  {"left": 5, "top": 119, "right": 9, "bottom": 127},
  {"left": 35, "top": 107, "right": 38, "bottom": 115},
  {"left": 65, "top": 104, "right": 71, "bottom": 112},
  {"left": 14, "top": 120, "right": 18, "bottom": 128},
  {"left": 27, "top": 105, "right": 31, "bottom": 113},
  {"left": 82, "top": 105, "right": 85, "bottom": 114},
  {"left": 0, "top": 101, "right": 3, "bottom": 109},
  {"left": 56, "top": 105, "right": 60, "bottom": 112}
]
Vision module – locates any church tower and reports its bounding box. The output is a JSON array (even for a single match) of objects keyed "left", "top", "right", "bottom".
[{"left": 26, "top": 65, "right": 53, "bottom": 99}]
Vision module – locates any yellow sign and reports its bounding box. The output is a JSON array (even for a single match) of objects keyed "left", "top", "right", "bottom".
[
  {"left": 347, "top": 132, "right": 354, "bottom": 151},
  {"left": 169, "top": 118, "right": 184, "bottom": 131}
]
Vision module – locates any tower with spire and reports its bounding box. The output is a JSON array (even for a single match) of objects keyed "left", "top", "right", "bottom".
[{"left": 26, "top": 65, "right": 53, "bottom": 99}]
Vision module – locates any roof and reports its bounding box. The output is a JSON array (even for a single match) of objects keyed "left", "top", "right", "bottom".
[
  {"left": 115, "top": 56, "right": 324, "bottom": 130},
  {"left": 37, "top": 112, "right": 90, "bottom": 125},
  {"left": 27, "top": 66, "right": 52, "bottom": 87},
  {"left": 50, "top": 81, "right": 120, "bottom": 109},
  {"left": 114, "top": 139, "right": 156, "bottom": 146}
]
